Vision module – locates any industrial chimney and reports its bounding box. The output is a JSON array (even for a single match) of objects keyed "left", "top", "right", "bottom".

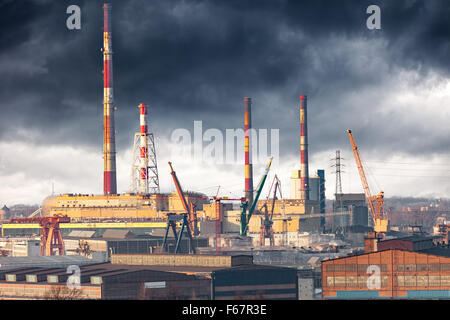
[
  {"left": 244, "top": 97, "right": 254, "bottom": 208},
  {"left": 103, "top": 3, "right": 117, "bottom": 195},
  {"left": 138, "top": 103, "right": 149, "bottom": 194},
  {"left": 300, "top": 95, "right": 309, "bottom": 200}
]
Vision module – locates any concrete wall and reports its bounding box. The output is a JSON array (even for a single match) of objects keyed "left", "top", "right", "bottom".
[{"left": 298, "top": 278, "right": 314, "bottom": 300}]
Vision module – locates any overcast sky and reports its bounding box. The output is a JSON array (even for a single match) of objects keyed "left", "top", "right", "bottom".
[{"left": 2, "top": 0, "right": 450, "bottom": 206}]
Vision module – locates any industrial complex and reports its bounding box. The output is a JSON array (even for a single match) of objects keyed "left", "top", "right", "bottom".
[{"left": 1, "top": 3, "right": 450, "bottom": 301}]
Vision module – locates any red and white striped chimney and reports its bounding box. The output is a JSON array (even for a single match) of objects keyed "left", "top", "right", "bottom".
[
  {"left": 244, "top": 97, "right": 254, "bottom": 208},
  {"left": 103, "top": 3, "right": 117, "bottom": 195},
  {"left": 300, "top": 95, "right": 309, "bottom": 200},
  {"left": 138, "top": 103, "right": 149, "bottom": 194}
]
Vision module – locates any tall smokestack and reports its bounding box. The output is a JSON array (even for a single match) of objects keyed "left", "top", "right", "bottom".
[
  {"left": 138, "top": 103, "right": 149, "bottom": 194},
  {"left": 103, "top": 3, "right": 117, "bottom": 195},
  {"left": 300, "top": 95, "right": 309, "bottom": 200},
  {"left": 244, "top": 97, "right": 254, "bottom": 208}
]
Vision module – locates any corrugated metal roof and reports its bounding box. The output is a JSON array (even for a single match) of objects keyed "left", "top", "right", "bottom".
[
  {"left": 0, "top": 255, "right": 102, "bottom": 270},
  {"left": 391, "top": 236, "right": 437, "bottom": 243},
  {"left": 418, "top": 247, "right": 450, "bottom": 258},
  {"left": 0, "top": 263, "right": 212, "bottom": 283},
  {"left": 307, "top": 257, "right": 320, "bottom": 265},
  {"left": 102, "top": 229, "right": 135, "bottom": 239},
  {"left": 213, "top": 264, "right": 297, "bottom": 272},
  {"left": 67, "top": 230, "right": 96, "bottom": 238}
]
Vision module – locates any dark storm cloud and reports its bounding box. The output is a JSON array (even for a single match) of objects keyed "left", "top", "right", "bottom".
[{"left": 1, "top": 0, "right": 450, "bottom": 159}]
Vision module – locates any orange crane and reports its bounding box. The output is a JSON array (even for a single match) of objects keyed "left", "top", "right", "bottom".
[
  {"left": 168, "top": 162, "right": 199, "bottom": 236},
  {"left": 9, "top": 214, "right": 70, "bottom": 256},
  {"left": 347, "top": 130, "right": 388, "bottom": 237}
]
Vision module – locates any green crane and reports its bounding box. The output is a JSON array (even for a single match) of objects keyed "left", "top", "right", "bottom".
[{"left": 240, "top": 157, "right": 273, "bottom": 236}]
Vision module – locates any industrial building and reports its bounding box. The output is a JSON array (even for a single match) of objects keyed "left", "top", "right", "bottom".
[
  {"left": 0, "top": 206, "right": 11, "bottom": 220},
  {"left": 64, "top": 232, "right": 209, "bottom": 257},
  {"left": 322, "top": 234, "right": 450, "bottom": 299},
  {"left": 212, "top": 265, "right": 298, "bottom": 300},
  {"left": 0, "top": 263, "right": 209, "bottom": 300},
  {"left": 112, "top": 254, "right": 298, "bottom": 300},
  {"left": 41, "top": 192, "right": 208, "bottom": 220},
  {"left": 0, "top": 237, "right": 41, "bottom": 257},
  {"left": 12, "top": 89, "right": 327, "bottom": 244},
  {"left": 1, "top": 3, "right": 332, "bottom": 265},
  {"left": 0, "top": 254, "right": 299, "bottom": 300},
  {"left": 333, "top": 193, "right": 369, "bottom": 232}
]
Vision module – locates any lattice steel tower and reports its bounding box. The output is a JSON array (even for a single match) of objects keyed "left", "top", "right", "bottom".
[
  {"left": 331, "top": 150, "right": 344, "bottom": 210},
  {"left": 130, "top": 103, "right": 160, "bottom": 194}
]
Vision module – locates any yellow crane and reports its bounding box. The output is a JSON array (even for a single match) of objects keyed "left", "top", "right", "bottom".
[{"left": 347, "top": 130, "right": 388, "bottom": 237}]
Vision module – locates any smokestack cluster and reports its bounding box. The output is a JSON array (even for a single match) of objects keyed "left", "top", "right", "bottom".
[
  {"left": 103, "top": 3, "right": 117, "bottom": 195},
  {"left": 300, "top": 95, "right": 309, "bottom": 200},
  {"left": 138, "top": 103, "right": 149, "bottom": 194},
  {"left": 244, "top": 97, "right": 254, "bottom": 208}
]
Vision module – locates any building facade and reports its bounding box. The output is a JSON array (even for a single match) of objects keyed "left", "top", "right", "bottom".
[
  {"left": 212, "top": 265, "right": 298, "bottom": 300},
  {"left": 322, "top": 236, "right": 450, "bottom": 299}
]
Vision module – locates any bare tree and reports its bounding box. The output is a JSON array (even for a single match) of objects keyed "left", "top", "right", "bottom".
[
  {"left": 44, "top": 286, "right": 85, "bottom": 300},
  {"left": 75, "top": 240, "right": 92, "bottom": 257}
]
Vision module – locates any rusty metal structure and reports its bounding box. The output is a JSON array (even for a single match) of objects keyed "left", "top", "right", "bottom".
[
  {"left": 161, "top": 213, "right": 195, "bottom": 254},
  {"left": 10, "top": 215, "right": 70, "bottom": 256},
  {"left": 259, "top": 175, "right": 282, "bottom": 246},
  {"left": 103, "top": 3, "right": 117, "bottom": 195},
  {"left": 168, "top": 162, "right": 199, "bottom": 237}
]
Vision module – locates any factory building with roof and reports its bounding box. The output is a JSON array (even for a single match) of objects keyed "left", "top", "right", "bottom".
[
  {"left": 0, "top": 254, "right": 298, "bottom": 300},
  {"left": 0, "top": 263, "right": 209, "bottom": 300},
  {"left": 321, "top": 234, "right": 450, "bottom": 299}
]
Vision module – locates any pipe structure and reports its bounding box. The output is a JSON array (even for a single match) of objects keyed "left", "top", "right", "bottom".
[
  {"left": 300, "top": 95, "right": 309, "bottom": 200},
  {"left": 138, "top": 103, "right": 149, "bottom": 194},
  {"left": 103, "top": 3, "right": 117, "bottom": 195},
  {"left": 244, "top": 97, "right": 254, "bottom": 208}
]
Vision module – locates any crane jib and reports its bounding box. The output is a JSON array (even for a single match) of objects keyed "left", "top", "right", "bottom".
[
  {"left": 347, "top": 130, "right": 386, "bottom": 233},
  {"left": 242, "top": 157, "right": 273, "bottom": 235}
]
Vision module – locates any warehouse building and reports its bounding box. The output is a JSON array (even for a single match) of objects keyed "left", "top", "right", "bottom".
[
  {"left": 0, "top": 254, "right": 298, "bottom": 300},
  {"left": 0, "top": 237, "right": 40, "bottom": 257},
  {"left": 64, "top": 232, "right": 209, "bottom": 258},
  {"left": 333, "top": 193, "right": 369, "bottom": 232},
  {"left": 0, "top": 263, "right": 210, "bottom": 300},
  {"left": 322, "top": 234, "right": 450, "bottom": 299},
  {"left": 212, "top": 265, "right": 298, "bottom": 300}
]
